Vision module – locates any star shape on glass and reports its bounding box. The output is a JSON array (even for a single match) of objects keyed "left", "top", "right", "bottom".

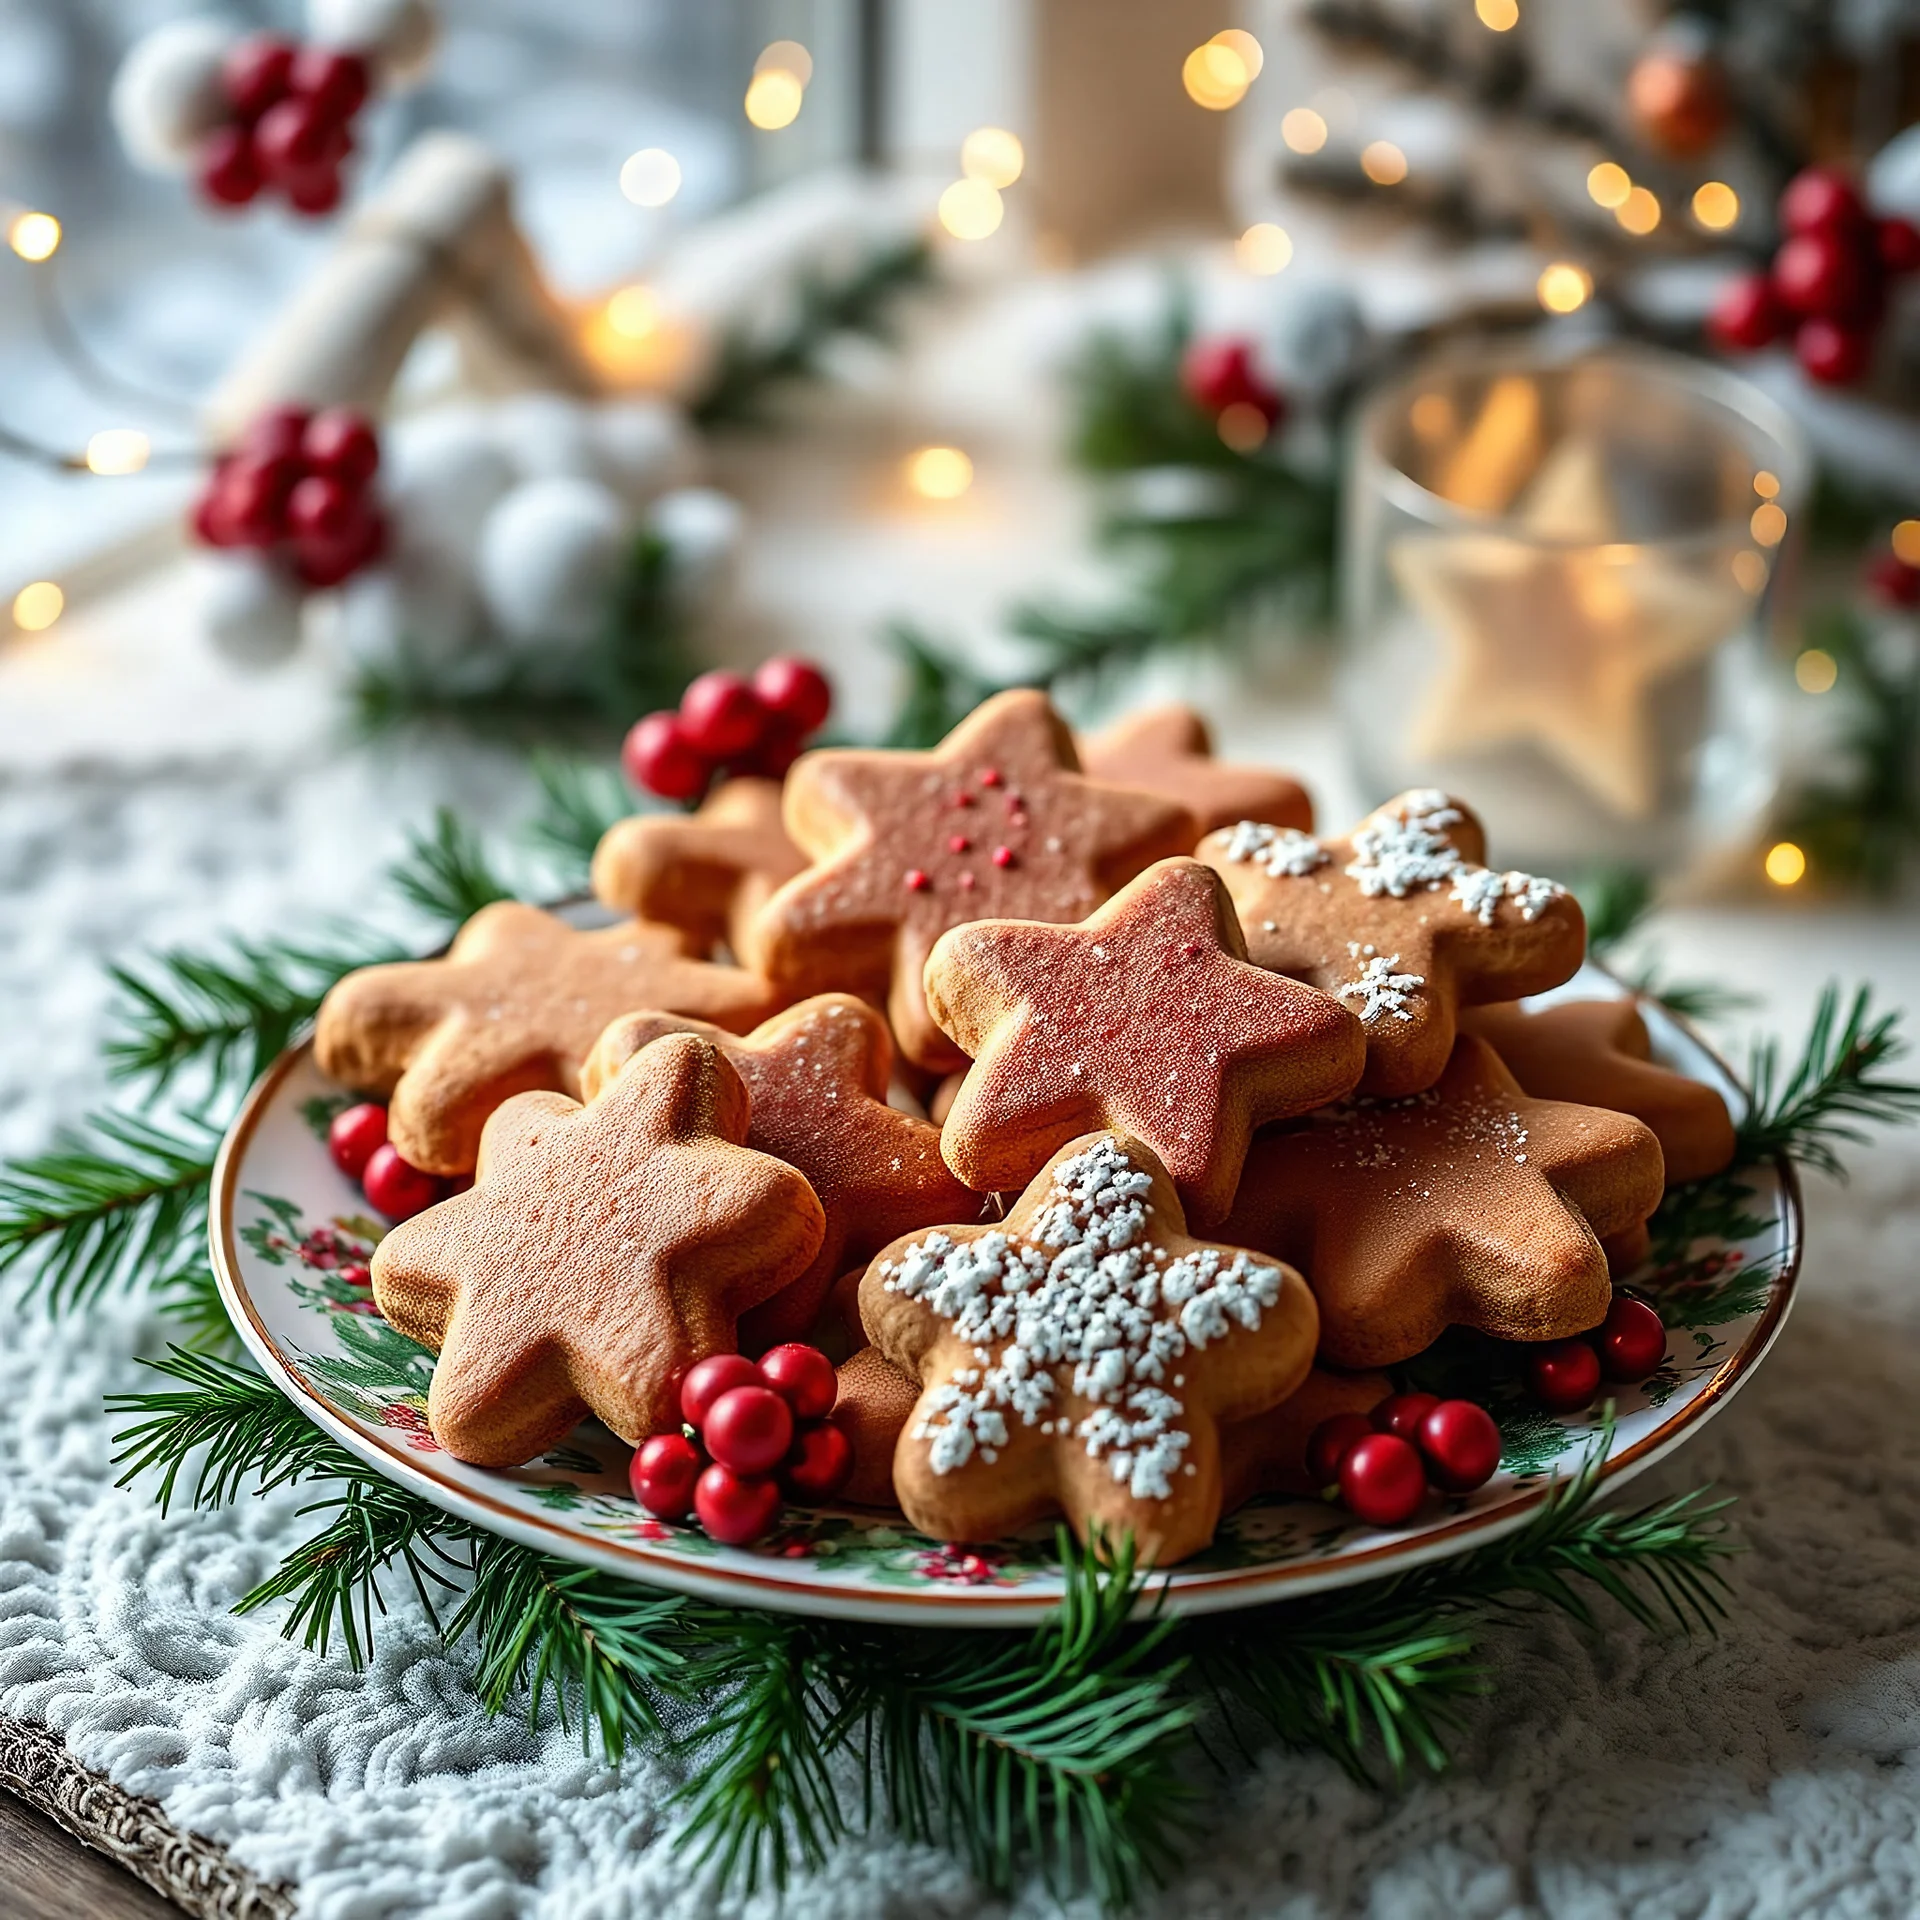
[
  {"left": 371, "top": 1032, "right": 825, "bottom": 1466},
  {"left": 1077, "top": 702, "right": 1313, "bottom": 839},
  {"left": 925, "top": 858, "right": 1363, "bottom": 1229}
]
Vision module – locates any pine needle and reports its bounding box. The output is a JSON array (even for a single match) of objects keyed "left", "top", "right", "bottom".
[
  {"left": 386, "top": 807, "right": 518, "bottom": 926},
  {"left": 525, "top": 752, "right": 634, "bottom": 888}
]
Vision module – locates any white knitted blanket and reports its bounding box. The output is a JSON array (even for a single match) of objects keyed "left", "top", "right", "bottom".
[{"left": 4, "top": 751, "right": 1920, "bottom": 1920}]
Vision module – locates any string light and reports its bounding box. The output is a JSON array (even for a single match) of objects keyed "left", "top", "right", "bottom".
[
  {"left": 961, "top": 127, "right": 1024, "bottom": 188},
  {"left": 1475, "top": 0, "right": 1519, "bottom": 29},
  {"left": 1217, "top": 403, "right": 1268, "bottom": 452},
  {"left": 1764, "top": 841, "right": 1806, "bottom": 887},
  {"left": 1281, "top": 108, "right": 1327, "bottom": 153},
  {"left": 1794, "top": 647, "right": 1838, "bottom": 693},
  {"left": 619, "top": 149, "right": 681, "bottom": 208},
  {"left": 1210, "top": 29, "right": 1264, "bottom": 78},
  {"left": 1182, "top": 40, "right": 1250, "bottom": 110},
  {"left": 906, "top": 446, "right": 972, "bottom": 500},
  {"left": 745, "top": 69, "right": 803, "bottom": 130},
  {"left": 1749, "top": 502, "right": 1787, "bottom": 547},
  {"left": 1616, "top": 186, "right": 1661, "bottom": 234},
  {"left": 1537, "top": 263, "right": 1592, "bottom": 313},
  {"left": 754, "top": 40, "right": 813, "bottom": 86},
  {"left": 1235, "top": 222, "right": 1293, "bottom": 274},
  {"left": 1731, "top": 551, "right": 1768, "bottom": 593},
  {"left": 11, "top": 581, "right": 62, "bottom": 631},
  {"left": 1692, "top": 181, "right": 1739, "bottom": 230},
  {"left": 1360, "top": 141, "right": 1407, "bottom": 185},
  {"left": 7, "top": 210, "right": 60, "bottom": 261},
  {"left": 606, "top": 286, "right": 660, "bottom": 338},
  {"left": 1586, "top": 163, "right": 1631, "bottom": 209},
  {"left": 937, "top": 178, "right": 1003, "bottom": 240},
  {"left": 85, "top": 429, "right": 149, "bottom": 476},
  {"left": 1753, "top": 469, "right": 1780, "bottom": 499},
  {"left": 1892, "top": 519, "right": 1920, "bottom": 565}
]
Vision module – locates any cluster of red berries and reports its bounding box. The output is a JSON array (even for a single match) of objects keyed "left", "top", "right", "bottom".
[
  {"left": 193, "top": 405, "right": 387, "bottom": 588},
  {"left": 198, "top": 35, "right": 373, "bottom": 214},
  {"left": 1709, "top": 168, "right": 1920, "bottom": 386},
  {"left": 632, "top": 1347, "right": 852, "bottom": 1545},
  {"left": 1179, "top": 337, "right": 1288, "bottom": 434},
  {"left": 328, "top": 1102, "right": 445, "bottom": 1226},
  {"left": 622, "top": 658, "right": 834, "bottom": 804},
  {"left": 1306, "top": 1393, "right": 1502, "bottom": 1528},
  {"left": 1867, "top": 543, "right": 1920, "bottom": 610},
  {"left": 1524, "top": 1293, "right": 1669, "bottom": 1414}
]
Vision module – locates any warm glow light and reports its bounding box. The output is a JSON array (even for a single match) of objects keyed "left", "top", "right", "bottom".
[
  {"left": 1410, "top": 391, "right": 1455, "bottom": 442},
  {"left": 1217, "top": 402, "right": 1269, "bottom": 452},
  {"left": 961, "top": 126, "right": 1024, "bottom": 188},
  {"left": 1475, "top": 0, "right": 1519, "bottom": 29},
  {"left": 1892, "top": 519, "right": 1920, "bottom": 565},
  {"left": 1537, "top": 262, "right": 1592, "bottom": 313},
  {"left": 745, "top": 69, "right": 804, "bottom": 130},
  {"left": 1586, "top": 163, "right": 1631, "bottom": 210},
  {"left": 11, "top": 580, "right": 62, "bottom": 631},
  {"left": 619, "top": 148, "right": 681, "bottom": 208},
  {"left": 1692, "top": 181, "right": 1739, "bottom": 230},
  {"left": 1235, "top": 222, "right": 1293, "bottom": 274},
  {"left": 1750, "top": 502, "right": 1787, "bottom": 547},
  {"left": 606, "top": 285, "right": 660, "bottom": 338},
  {"left": 1753, "top": 469, "right": 1780, "bottom": 499},
  {"left": 85, "top": 429, "right": 149, "bottom": 476},
  {"left": 1281, "top": 107, "right": 1327, "bottom": 153},
  {"left": 937, "top": 178, "right": 1004, "bottom": 240},
  {"left": 1210, "top": 29, "right": 1264, "bottom": 78},
  {"left": 8, "top": 210, "right": 59, "bottom": 261},
  {"left": 1360, "top": 140, "right": 1407, "bottom": 185},
  {"left": 1795, "top": 647, "right": 1838, "bottom": 694},
  {"left": 1731, "top": 550, "right": 1768, "bottom": 593},
  {"left": 1764, "top": 841, "right": 1807, "bottom": 887},
  {"left": 906, "top": 445, "right": 973, "bottom": 500},
  {"left": 1616, "top": 186, "right": 1661, "bottom": 234},
  {"left": 754, "top": 40, "right": 813, "bottom": 86},
  {"left": 1182, "top": 41, "right": 1250, "bottom": 110}
]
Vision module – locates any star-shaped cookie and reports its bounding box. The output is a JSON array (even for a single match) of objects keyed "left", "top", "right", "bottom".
[
  {"left": 1221, "top": 1035, "right": 1664, "bottom": 1368},
  {"left": 370, "top": 1032, "right": 825, "bottom": 1466},
  {"left": 744, "top": 689, "right": 1193, "bottom": 1071},
  {"left": 925, "top": 858, "right": 1364, "bottom": 1229},
  {"left": 314, "top": 901, "right": 782, "bottom": 1175},
  {"left": 581, "top": 993, "right": 985, "bottom": 1351},
  {"left": 590, "top": 777, "right": 806, "bottom": 960},
  {"left": 1077, "top": 703, "right": 1313, "bottom": 839},
  {"left": 1197, "top": 788, "right": 1585, "bottom": 1098},
  {"left": 1459, "top": 997, "right": 1736, "bottom": 1185},
  {"left": 860, "top": 1130, "right": 1319, "bottom": 1565}
]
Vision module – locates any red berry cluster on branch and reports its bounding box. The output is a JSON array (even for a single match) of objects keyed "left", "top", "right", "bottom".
[
  {"left": 199, "top": 35, "right": 372, "bottom": 213},
  {"left": 622, "top": 657, "right": 834, "bottom": 804},
  {"left": 1709, "top": 168, "right": 1920, "bottom": 386},
  {"left": 193, "top": 405, "right": 387, "bottom": 588},
  {"left": 1527, "top": 1294, "right": 1668, "bottom": 1413},
  {"left": 1179, "top": 337, "right": 1287, "bottom": 437},
  {"left": 1306, "top": 1393, "right": 1503, "bottom": 1528},
  {"left": 632, "top": 1345, "right": 851, "bottom": 1546},
  {"left": 328, "top": 1101, "right": 445, "bottom": 1224}
]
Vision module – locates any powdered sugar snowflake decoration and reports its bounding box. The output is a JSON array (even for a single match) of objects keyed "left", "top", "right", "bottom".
[
  {"left": 879, "top": 1136, "right": 1285, "bottom": 1501},
  {"left": 1344, "top": 792, "right": 1465, "bottom": 898},
  {"left": 1221, "top": 819, "right": 1327, "bottom": 879},
  {"left": 1449, "top": 866, "right": 1564, "bottom": 925},
  {"left": 1335, "top": 951, "right": 1425, "bottom": 1023}
]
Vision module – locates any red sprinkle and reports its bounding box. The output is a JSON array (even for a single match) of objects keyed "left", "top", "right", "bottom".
[
  {"left": 957, "top": 870, "right": 976, "bottom": 890},
  {"left": 952, "top": 791, "right": 975, "bottom": 808},
  {"left": 904, "top": 868, "right": 931, "bottom": 892},
  {"left": 992, "top": 846, "right": 1016, "bottom": 868},
  {"left": 1005, "top": 795, "right": 1025, "bottom": 818},
  {"left": 979, "top": 767, "right": 1003, "bottom": 788},
  {"left": 949, "top": 834, "right": 971, "bottom": 853}
]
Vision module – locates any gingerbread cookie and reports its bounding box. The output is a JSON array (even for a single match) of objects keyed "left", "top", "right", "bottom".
[
  {"left": 314, "top": 902, "right": 781, "bottom": 1175},
  {"left": 860, "top": 1130, "right": 1319, "bottom": 1564},
  {"left": 1198, "top": 789, "right": 1585, "bottom": 1098},
  {"left": 581, "top": 994, "right": 985, "bottom": 1351},
  {"left": 1077, "top": 703, "right": 1313, "bottom": 840},
  {"left": 1223, "top": 1034, "right": 1663, "bottom": 1367},
  {"left": 833, "top": 1345, "right": 920, "bottom": 1507},
  {"left": 925, "top": 858, "right": 1363, "bottom": 1229},
  {"left": 590, "top": 777, "right": 806, "bottom": 961},
  {"left": 1219, "top": 1366, "right": 1392, "bottom": 1511},
  {"left": 1459, "top": 997, "right": 1736, "bottom": 1185},
  {"left": 745, "top": 689, "right": 1193, "bottom": 1071},
  {"left": 370, "top": 1032, "right": 825, "bottom": 1466}
]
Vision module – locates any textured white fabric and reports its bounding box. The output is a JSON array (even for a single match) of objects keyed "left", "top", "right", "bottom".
[{"left": 4, "top": 752, "right": 1920, "bottom": 1920}]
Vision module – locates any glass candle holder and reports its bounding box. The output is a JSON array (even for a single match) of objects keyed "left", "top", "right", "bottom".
[{"left": 1339, "top": 344, "right": 1810, "bottom": 875}]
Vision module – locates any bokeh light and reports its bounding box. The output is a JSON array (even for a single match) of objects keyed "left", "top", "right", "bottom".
[
  {"left": 11, "top": 581, "right": 62, "bottom": 631},
  {"left": 1537, "top": 263, "right": 1592, "bottom": 313},
  {"left": 619, "top": 149, "right": 681, "bottom": 208},
  {"left": 961, "top": 127, "right": 1024, "bottom": 189},
  {"left": 1475, "top": 0, "right": 1520, "bottom": 30},
  {"left": 1586, "top": 163, "right": 1631, "bottom": 209},
  {"left": 1235, "top": 223, "right": 1293, "bottom": 275},
  {"left": 1616, "top": 186, "right": 1661, "bottom": 234},
  {"left": 1281, "top": 108, "right": 1327, "bottom": 153},
  {"left": 906, "top": 446, "right": 973, "bottom": 500},
  {"left": 85, "top": 430, "right": 149, "bottom": 476},
  {"left": 1750, "top": 503, "right": 1787, "bottom": 547},
  {"left": 8, "top": 211, "right": 60, "bottom": 261},
  {"left": 745, "top": 69, "right": 804, "bottom": 131},
  {"left": 937, "top": 179, "right": 1004, "bottom": 240},
  {"left": 1794, "top": 648, "right": 1838, "bottom": 694},
  {"left": 1764, "top": 841, "right": 1807, "bottom": 887},
  {"left": 1360, "top": 141, "right": 1407, "bottom": 185},
  {"left": 1692, "top": 182, "right": 1739, "bottom": 230}
]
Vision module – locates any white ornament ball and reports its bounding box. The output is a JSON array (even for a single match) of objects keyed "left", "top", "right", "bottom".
[
  {"left": 589, "top": 400, "right": 695, "bottom": 509},
  {"left": 306, "top": 0, "right": 439, "bottom": 86},
  {"left": 490, "top": 391, "right": 600, "bottom": 485},
  {"left": 650, "top": 487, "right": 744, "bottom": 605},
  {"left": 1869, "top": 124, "right": 1920, "bottom": 224},
  {"left": 384, "top": 405, "right": 517, "bottom": 558},
  {"left": 325, "top": 537, "right": 479, "bottom": 674},
  {"left": 477, "top": 477, "right": 629, "bottom": 650},
  {"left": 195, "top": 553, "right": 304, "bottom": 669},
  {"left": 110, "top": 19, "right": 235, "bottom": 174}
]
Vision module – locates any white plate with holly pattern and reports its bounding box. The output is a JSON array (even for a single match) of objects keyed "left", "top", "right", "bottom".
[{"left": 210, "top": 968, "right": 1801, "bottom": 1625}]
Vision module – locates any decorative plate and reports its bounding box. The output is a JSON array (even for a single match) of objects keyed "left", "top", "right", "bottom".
[{"left": 211, "top": 967, "right": 1801, "bottom": 1626}]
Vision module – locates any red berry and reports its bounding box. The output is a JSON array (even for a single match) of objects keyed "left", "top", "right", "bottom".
[
  {"left": 361, "top": 1141, "right": 439, "bottom": 1221},
  {"left": 693, "top": 1463, "right": 782, "bottom": 1545},
  {"left": 1338, "top": 1433, "right": 1427, "bottom": 1527},
  {"left": 301, "top": 409, "right": 380, "bottom": 488},
  {"left": 1598, "top": 1295, "right": 1667, "bottom": 1382},
  {"left": 1868, "top": 552, "right": 1920, "bottom": 608},
  {"left": 221, "top": 35, "right": 295, "bottom": 120},
  {"left": 240, "top": 405, "right": 312, "bottom": 462},
  {"left": 1416, "top": 1400, "right": 1502, "bottom": 1493},
  {"left": 1877, "top": 217, "right": 1920, "bottom": 277},
  {"left": 191, "top": 476, "right": 238, "bottom": 548},
  {"left": 1370, "top": 1391, "right": 1440, "bottom": 1443},
  {"left": 198, "top": 125, "right": 263, "bottom": 206},
  {"left": 214, "top": 452, "right": 301, "bottom": 546},
  {"left": 328, "top": 1101, "right": 389, "bottom": 1179},
  {"left": 1779, "top": 167, "right": 1866, "bottom": 238},
  {"left": 782, "top": 1421, "right": 853, "bottom": 1502},
  {"left": 1180, "top": 337, "right": 1285, "bottom": 426},
  {"left": 751, "top": 656, "right": 832, "bottom": 734},
  {"left": 289, "top": 46, "right": 370, "bottom": 122},
  {"left": 741, "top": 718, "right": 806, "bottom": 781},
  {"left": 1773, "top": 230, "right": 1875, "bottom": 321},
  {"left": 340, "top": 1263, "right": 372, "bottom": 1288},
  {"left": 622, "top": 711, "right": 712, "bottom": 802},
  {"left": 1795, "top": 316, "right": 1875, "bottom": 385},
  {"left": 703, "top": 1385, "right": 795, "bottom": 1476},
  {"left": 678, "top": 670, "right": 769, "bottom": 760},
  {"left": 631, "top": 1432, "right": 703, "bottom": 1521},
  {"left": 1528, "top": 1338, "right": 1602, "bottom": 1413},
  {"left": 1708, "top": 272, "right": 1783, "bottom": 351},
  {"left": 757, "top": 1344, "right": 838, "bottom": 1421},
  {"left": 283, "top": 163, "right": 345, "bottom": 216},
  {"left": 1304, "top": 1412, "right": 1373, "bottom": 1490},
  {"left": 287, "top": 472, "right": 358, "bottom": 543},
  {"left": 294, "top": 505, "right": 384, "bottom": 587},
  {"left": 679, "top": 1353, "right": 764, "bottom": 1429},
  {"left": 254, "top": 95, "right": 334, "bottom": 185}
]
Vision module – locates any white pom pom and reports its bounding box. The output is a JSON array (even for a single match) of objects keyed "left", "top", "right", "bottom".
[
  {"left": 385, "top": 405, "right": 517, "bottom": 558},
  {"left": 588, "top": 400, "right": 696, "bottom": 508},
  {"left": 650, "top": 487, "right": 744, "bottom": 605},
  {"left": 477, "top": 477, "right": 629, "bottom": 651},
  {"left": 110, "top": 20, "right": 235, "bottom": 175},
  {"left": 195, "top": 553, "right": 304, "bottom": 669},
  {"left": 306, "top": 0, "right": 438, "bottom": 85},
  {"left": 324, "top": 540, "right": 478, "bottom": 673},
  {"left": 489, "top": 391, "right": 600, "bottom": 484}
]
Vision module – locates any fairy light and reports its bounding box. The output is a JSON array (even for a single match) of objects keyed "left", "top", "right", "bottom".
[
  {"left": 1794, "top": 648, "right": 1838, "bottom": 694},
  {"left": 1217, "top": 403, "right": 1269, "bottom": 452},
  {"left": 1182, "top": 40, "right": 1250, "bottom": 111},
  {"left": 1731, "top": 551, "right": 1768, "bottom": 593},
  {"left": 906, "top": 446, "right": 973, "bottom": 500},
  {"left": 85, "top": 429, "right": 149, "bottom": 476},
  {"left": 745, "top": 69, "right": 804, "bottom": 130},
  {"left": 1586, "top": 163, "right": 1631, "bottom": 210},
  {"left": 7, "top": 210, "right": 59, "bottom": 261},
  {"left": 755, "top": 40, "right": 813, "bottom": 86},
  {"left": 619, "top": 149, "right": 681, "bottom": 208},
  {"left": 961, "top": 127, "right": 1024, "bottom": 189},
  {"left": 1692, "top": 181, "right": 1739, "bottom": 230},
  {"left": 1235, "top": 222, "right": 1293, "bottom": 274},
  {"left": 1536, "top": 263, "right": 1592, "bottom": 313},
  {"left": 1475, "top": 0, "right": 1519, "bottom": 29},
  {"left": 1281, "top": 108, "right": 1327, "bottom": 153},
  {"left": 1753, "top": 469, "right": 1780, "bottom": 499},
  {"left": 1764, "top": 841, "right": 1806, "bottom": 887},
  {"left": 1892, "top": 519, "right": 1920, "bottom": 565},
  {"left": 938, "top": 178, "right": 1003, "bottom": 240},
  {"left": 1750, "top": 502, "right": 1787, "bottom": 547},
  {"left": 11, "top": 581, "right": 62, "bottom": 631},
  {"left": 1617, "top": 186, "right": 1661, "bottom": 234},
  {"left": 1210, "top": 29, "right": 1264, "bottom": 78},
  {"left": 606, "top": 285, "right": 660, "bottom": 338},
  {"left": 1410, "top": 391, "right": 1455, "bottom": 442},
  {"left": 1360, "top": 141, "right": 1407, "bottom": 185}
]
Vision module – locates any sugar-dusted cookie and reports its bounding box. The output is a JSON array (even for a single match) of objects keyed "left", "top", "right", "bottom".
[
  {"left": 1198, "top": 789, "right": 1585, "bottom": 1098},
  {"left": 833, "top": 1344, "right": 920, "bottom": 1507},
  {"left": 590, "top": 777, "right": 806, "bottom": 960},
  {"left": 581, "top": 993, "right": 985, "bottom": 1351},
  {"left": 1219, "top": 1365, "right": 1392, "bottom": 1511},
  {"left": 1222, "top": 1035, "right": 1662, "bottom": 1367},
  {"left": 315, "top": 902, "right": 782, "bottom": 1176},
  {"left": 925, "top": 858, "right": 1363, "bottom": 1229},
  {"left": 1459, "top": 998, "right": 1736, "bottom": 1185},
  {"left": 861, "top": 1130, "right": 1319, "bottom": 1565},
  {"left": 746, "top": 689, "right": 1193, "bottom": 1072},
  {"left": 1077, "top": 703, "right": 1313, "bottom": 839},
  {"left": 371, "top": 1032, "right": 825, "bottom": 1467}
]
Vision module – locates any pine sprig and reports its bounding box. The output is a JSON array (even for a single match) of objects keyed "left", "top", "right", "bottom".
[
  {"left": 525, "top": 752, "right": 634, "bottom": 889},
  {"left": 386, "top": 806, "right": 518, "bottom": 927}
]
